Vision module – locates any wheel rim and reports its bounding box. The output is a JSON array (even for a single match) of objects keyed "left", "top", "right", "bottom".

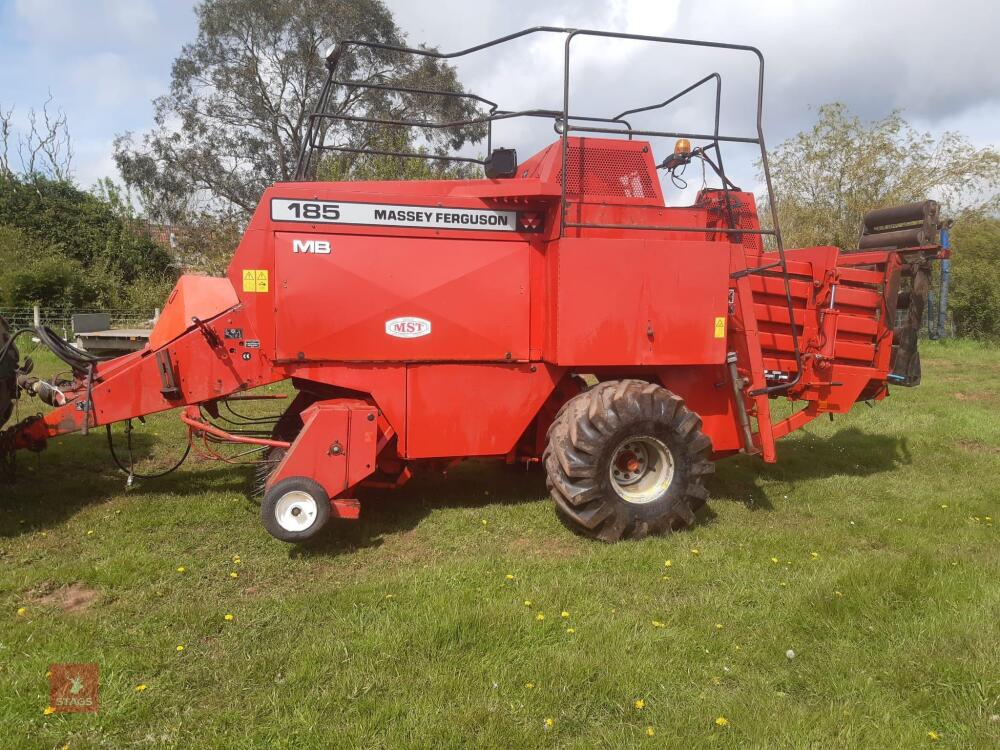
[
  {"left": 609, "top": 436, "right": 675, "bottom": 504},
  {"left": 274, "top": 490, "right": 319, "bottom": 532}
]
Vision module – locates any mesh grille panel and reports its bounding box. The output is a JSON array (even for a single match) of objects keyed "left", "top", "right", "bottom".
[
  {"left": 557, "top": 145, "right": 656, "bottom": 199},
  {"left": 734, "top": 198, "right": 763, "bottom": 252},
  {"left": 699, "top": 191, "right": 763, "bottom": 251}
]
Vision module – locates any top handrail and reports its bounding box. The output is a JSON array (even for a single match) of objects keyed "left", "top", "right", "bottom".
[{"left": 291, "top": 26, "right": 803, "bottom": 393}]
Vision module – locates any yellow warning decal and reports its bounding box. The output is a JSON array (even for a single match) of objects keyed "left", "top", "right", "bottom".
[
  {"left": 714, "top": 316, "right": 726, "bottom": 338},
  {"left": 242, "top": 269, "right": 269, "bottom": 293}
]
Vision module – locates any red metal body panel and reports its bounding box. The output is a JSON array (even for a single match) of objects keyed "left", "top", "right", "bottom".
[
  {"left": 291, "top": 365, "right": 408, "bottom": 452},
  {"left": 548, "top": 238, "right": 730, "bottom": 365},
  {"left": 268, "top": 399, "right": 378, "bottom": 502},
  {"left": 273, "top": 232, "right": 530, "bottom": 362},
  {"left": 405, "top": 363, "right": 562, "bottom": 458},
  {"left": 149, "top": 276, "right": 240, "bottom": 350}
]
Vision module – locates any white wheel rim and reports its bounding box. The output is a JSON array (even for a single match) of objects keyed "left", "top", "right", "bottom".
[
  {"left": 609, "top": 436, "right": 675, "bottom": 504},
  {"left": 274, "top": 490, "right": 319, "bottom": 532}
]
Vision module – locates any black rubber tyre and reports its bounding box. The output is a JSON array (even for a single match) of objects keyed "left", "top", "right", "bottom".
[
  {"left": 261, "top": 476, "right": 331, "bottom": 543},
  {"left": 543, "top": 380, "right": 714, "bottom": 542}
]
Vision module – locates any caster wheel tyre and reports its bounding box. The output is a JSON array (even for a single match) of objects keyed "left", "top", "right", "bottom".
[
  {"left": 543, "top": 379, "right": 714, "bottom": 542},
  {"left": 262, "top": 476, "right": 331, "bottom": 542}
]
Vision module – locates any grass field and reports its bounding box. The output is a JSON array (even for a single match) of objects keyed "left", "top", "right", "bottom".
[{"left": 1, "top": 340, "right": 998, "bottom": 748}]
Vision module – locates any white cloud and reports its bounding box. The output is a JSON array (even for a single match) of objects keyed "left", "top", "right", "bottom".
[
  {"left": 68, "top": 52, "right": 165, "bottom": 108},
  {"left": 4, "top": 0, "right": 998, "bottom": 193},
  {"left": 12, "top": 0, "right": 160, "bottom": 47}
]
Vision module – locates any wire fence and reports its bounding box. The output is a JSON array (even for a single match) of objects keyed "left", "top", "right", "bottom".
[{"left": 0, "top": 307, "right": 158, "bottom": 338}]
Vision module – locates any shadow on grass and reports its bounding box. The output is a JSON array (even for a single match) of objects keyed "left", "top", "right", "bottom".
[
  {"left": 301, "top": 426, "right": 913, "bottom": 555},
  {"left": 2, "top": 423, "right": 912, "bottom": 551},
  {"left": 711, "top": 426, "right": 911, "bottom": 513},
  {"left": 295, "top": 461, "right": 545, "bottom": 559},
  {"left": 0, "top": 429, "right": 250, "bottom": 538}
]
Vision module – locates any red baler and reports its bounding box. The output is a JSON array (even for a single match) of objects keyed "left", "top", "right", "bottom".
[{"left": 1, "top": 28, "right": 946, "bottom": 542}]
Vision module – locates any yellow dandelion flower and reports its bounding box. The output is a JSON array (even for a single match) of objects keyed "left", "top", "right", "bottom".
[
  {"left": 715, "top": 623, "right": 723, "bottom": 630},
  {"left": 135, "top": 684, "right": 147, "bottom": 692},
  {"left": 927, "top": 730, "right": 940, "bottom": 742},
  {"left": 523, "top": 599, "right": 532, "bottom": 607},
  {"left": 780, "top": 581, "right": 788, "bottom": 588},
  {"left": 43, "top": 706, "right": 56, "bottom": 715},
  {"left": 224, "top": 614, "right": 234, "bottom": 621},
  {"left": 810, "top": 552, "right": 819, "bottom": 560},
  {"left": 634, "top": 699, "right": 645, "bottom": 710},
  {"left": 940, "top": 504, "right": 948, "bottom": 509},
  {"left": 525, "top": 682, "right": 535, "bottom": 689},
  {"left": 229, "top": 571, "right": 238, "bottom": 578},
  {"left": 561, "top": 611, "right": 569, "bottom": 619},
  {"left": 16, "top": 606, "right": 26, "bottom": 617},
  {"left": 664, "top": 559, "right": 672, "bottom": 567},
  {"left": 566, "top": 627, "right": 576, "bottom": 634},
  {"left": 715, "top": 716, "right": 729, "bottom": 727},
  {"left": 535, "top": 612, "right": 545, "bottom": 621},
  {"left": 691, "top": 548, "right": 700, "bottom": 556},
  {"left": 835, "top": 590, "right": 844, "bottom": 598},
  {"left": 505, "top": 574, "right": 515, "bottom": 580},
  {"left": 770, "top": 557, "right": 780, "bottom": 564},
  {"left": 646, "top": 726, "right": 655, "bottom": 737},
  {"left": 661, "top": 575, "right": 671, "bottom": 581},
  {"left": 86, "top": 530, "right": 94, "bottom": 536},
  {"left": 651, "top": 620, "right": 666, "bottom": 628},
  {"left": 544, "top": 718, "right": 554, "bottom": 730},
  {"left": 176, "top": 566, "right": 186, "bottom": 573},
  {"left": 176, "top": 644, "right": 185, "bottom": 652},
  {"left": 734, "top": 644, "right": 742, "bottom": 651},
  {"left": 481, "top": 519, "right": 488, "bottom": 526}
]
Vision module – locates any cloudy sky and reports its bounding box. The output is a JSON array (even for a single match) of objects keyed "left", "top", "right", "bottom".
[{"left": 1, "top": 0, "right": 997, "bottom": 199}]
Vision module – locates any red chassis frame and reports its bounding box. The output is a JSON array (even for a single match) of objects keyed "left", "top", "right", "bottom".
[{"left": 10, "top": 137, "right": 946, "bottom": 511}]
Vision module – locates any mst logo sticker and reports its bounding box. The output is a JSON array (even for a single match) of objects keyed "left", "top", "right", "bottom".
[{"left": 385, "top": 317, "right": 431, "bottom": 339}]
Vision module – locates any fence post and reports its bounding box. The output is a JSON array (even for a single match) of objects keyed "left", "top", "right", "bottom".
[
  {"left": 33, "top": 304, "right": 41, "bottom": 328},
  {"left": 938, "top": 227, "right": 950, "bottom": 339}
]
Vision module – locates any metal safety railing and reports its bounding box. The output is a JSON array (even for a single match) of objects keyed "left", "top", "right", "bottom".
[{"left": 291, "top": 27, "right": 803, "bottom": 392}]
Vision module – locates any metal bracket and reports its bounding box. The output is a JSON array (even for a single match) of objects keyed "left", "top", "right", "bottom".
[
  {"left": 730, "top": 260, "right": 782, "bottom": 280},
  {"left": 156, "top": 350, "right": 181, "bottom": 399}
]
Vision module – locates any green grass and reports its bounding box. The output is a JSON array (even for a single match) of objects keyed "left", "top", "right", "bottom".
[{"left": 1, "top": 340, "right": 998, "bottom": 748}]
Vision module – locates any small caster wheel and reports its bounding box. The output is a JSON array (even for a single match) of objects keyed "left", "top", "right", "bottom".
[{"left": 262, "top": 477, "right": 331, "bottom": 542}]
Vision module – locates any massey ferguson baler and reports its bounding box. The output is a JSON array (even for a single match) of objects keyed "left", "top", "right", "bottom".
[{"left": 0, "top": 28, "right": 947, "bottom": 543}]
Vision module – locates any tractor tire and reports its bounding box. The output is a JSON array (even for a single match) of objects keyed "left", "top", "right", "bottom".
[
  {"left": 543, "top": 380, "right": 714, "bottom": 542},
  {"left": 261, "top": 476, "right": 331, "bottom": 543}
]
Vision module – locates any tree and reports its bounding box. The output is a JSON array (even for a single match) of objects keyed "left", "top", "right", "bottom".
[
  {"left": 761, "top": 103, "right": 1000, "bottom": 250},
  {"left": 0, "top": 175, "right": 176, "bottom": 310},
  {"left": 949, "top": 214, "right": 1000, "bottom": 339},
  {"left": 0, "top": 94, "right": 73, "bottom": 181},
  {"left": 114, "top": 0, "right": 485, "bottom": 223}
]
